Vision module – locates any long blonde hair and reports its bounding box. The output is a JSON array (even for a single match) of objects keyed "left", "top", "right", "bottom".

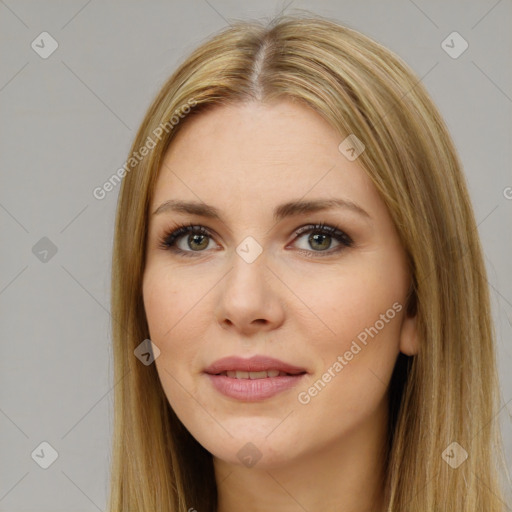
[{"left": 107, "top": 12, "right": 507, "bottom": 511}]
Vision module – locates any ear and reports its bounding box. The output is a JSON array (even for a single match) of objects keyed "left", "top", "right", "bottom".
[{"left": 399, "top": 312, "right": 419, "bottom": 356}]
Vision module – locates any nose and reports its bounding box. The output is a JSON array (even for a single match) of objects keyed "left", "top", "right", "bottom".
[{"left": 214, "top": 248, "right": 286, "bottom": 335}]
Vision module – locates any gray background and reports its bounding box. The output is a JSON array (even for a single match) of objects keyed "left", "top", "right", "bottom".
[{"left": 1, "top": 0, "right": 511, "bottom": 510}]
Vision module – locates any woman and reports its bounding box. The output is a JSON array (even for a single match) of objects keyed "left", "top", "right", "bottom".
[{"left": 107, "top": 12, "right": 507, "bottom": 511}]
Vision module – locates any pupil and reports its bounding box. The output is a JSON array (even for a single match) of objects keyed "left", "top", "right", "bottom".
[
  {"left": 310, "top": 233, "right": 330, "bottom": 250},
  {"left": 190, "top": 234, "right": 208, "bottom": 250}
]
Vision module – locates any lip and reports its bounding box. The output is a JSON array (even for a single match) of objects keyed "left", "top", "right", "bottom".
[
  {"left": 203, "top": 355, "right": 307, "bottom": 375},
  {"left": 203, "top": 355, "right": 308, "bottom": 402},
  {"left": 205, "top": 373, "right": 306, "bottom": 401}
]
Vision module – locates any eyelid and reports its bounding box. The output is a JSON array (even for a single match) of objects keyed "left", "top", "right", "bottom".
[
  {"left": 157, "top": 222, "right": 216, "bottom": 254},
  {"left": 292, "top": 223, "right": 353, "bottom": 244}
]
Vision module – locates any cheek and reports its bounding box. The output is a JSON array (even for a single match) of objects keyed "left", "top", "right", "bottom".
[
  {"left": 142, "top": 265, "right": 211, "bottom": 397},
  {"left": 142, "top": 273, "right": 193, "bottom": 422},
  {"left": 143, "top": 266, "right": 200, "bottom": 340},
  {"left": 291, "top": 262, "right": 404, "bottom": 352},
  {"left": 291, "top": 261, "right": 405, "bottom": 410},
  {"left": 142, "top": 269, "right": 196, "bottom": 383}
]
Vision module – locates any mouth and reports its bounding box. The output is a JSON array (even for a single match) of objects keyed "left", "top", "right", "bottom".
[
  {"left": 203, "top": 356, "right": 308, "bottom": 401},
  {"left": 212, "top": 370, "right": 306, "bottom": 379}
]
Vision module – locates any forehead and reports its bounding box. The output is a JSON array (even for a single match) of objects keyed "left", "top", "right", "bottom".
[{"left": 151, "top": 99, "right": 380, "bottom": 217}]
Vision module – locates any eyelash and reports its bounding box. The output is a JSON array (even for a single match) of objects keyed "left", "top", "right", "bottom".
[{"left": 157, "top": 221, "right": 354, "bottom": 258}]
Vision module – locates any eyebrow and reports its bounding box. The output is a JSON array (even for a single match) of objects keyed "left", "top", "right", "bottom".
[{"left": 152, "top": 198, "right": 371, "bottom": 222}]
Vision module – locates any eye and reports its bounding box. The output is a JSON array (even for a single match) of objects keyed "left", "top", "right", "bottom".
[
  {"left": 158, "top": 222, "right": 217, "bottom": 257},
  {"left": 158, "top": 221, "right": 353, "bottom": 258},
  {"left": 290, "top": 222, "right": 353, "bottom": 256}
]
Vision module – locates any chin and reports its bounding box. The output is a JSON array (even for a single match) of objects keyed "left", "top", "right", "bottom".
[
  {"left": 212, "top": 444, "right": 295, "bottom": 470},
  {"left": 202, "top": 430, "right": 302, "bottom": 470}
]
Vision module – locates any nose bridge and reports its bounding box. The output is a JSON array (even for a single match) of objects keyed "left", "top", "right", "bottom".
[
  {"left": 214, "top": 235, "right": 283, "bottom": 330},
  {"left": 235, "top": 234, "right": 265, "bottom": 266},
  {"left": 226, "top": 235, "right": 268, "bottom": 294}
]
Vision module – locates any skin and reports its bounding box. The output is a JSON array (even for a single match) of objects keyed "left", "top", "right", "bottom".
[{"left": 142, "top": 99, "right": 419, "bottom": 512}]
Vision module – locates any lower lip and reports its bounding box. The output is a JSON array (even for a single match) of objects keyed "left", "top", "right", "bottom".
[{"left": 205, "top": 373, "right": 306, "bottom": 401}]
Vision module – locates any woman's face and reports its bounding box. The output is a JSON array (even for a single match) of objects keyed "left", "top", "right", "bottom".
[{"left": 143, "top": 99, "right": 418, "bottom": 469}]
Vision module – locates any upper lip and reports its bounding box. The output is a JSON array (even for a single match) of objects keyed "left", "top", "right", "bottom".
[{"left": 204, "top": 355, "right": 307, "bottom": 375}]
